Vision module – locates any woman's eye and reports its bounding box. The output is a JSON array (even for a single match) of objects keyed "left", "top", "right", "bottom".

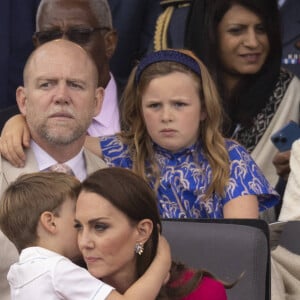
[
  {"left": 228, "top": 27, "right": 242, "bottom": 35},
  {"left": 94, "top": 223, "right": 108, "bottom": 231},
  {"left": 256, "top": 25, "right": 266, "bottom": 34},
  {"left": 74, "top": 222, "right": 82, "bottom": 231}
]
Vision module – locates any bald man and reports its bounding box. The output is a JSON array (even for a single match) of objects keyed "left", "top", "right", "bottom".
[{"left": 0, "top": 39, "right": 107, "bottom": 300}]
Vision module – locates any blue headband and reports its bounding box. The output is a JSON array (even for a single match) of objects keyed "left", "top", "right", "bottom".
[{"left": 135, "top": 50, "right": 201, "bottom": 83}]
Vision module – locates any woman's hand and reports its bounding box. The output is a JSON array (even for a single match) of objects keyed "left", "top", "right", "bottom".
[
  {"left": 0, "top": 114, "right": 30, "bottom": 167},
  {"left": 272, "top": 151, "right": 291, "bottom": 181}
]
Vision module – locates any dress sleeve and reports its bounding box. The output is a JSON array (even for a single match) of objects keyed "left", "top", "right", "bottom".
[
  {"left": 225, "top": 140, "right": 280, "bottom": 212},
  {"left": 99, "top": 135, "right": 133, "bottom": 169}
]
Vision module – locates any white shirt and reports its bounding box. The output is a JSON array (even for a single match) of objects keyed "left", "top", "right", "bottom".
[
  {"left": 87, "top": 73, "right": 120, "bottom": 137},
  {"left": 31, "top": 141, "right": 87, "bottom": 181},
  {"left": 8, "top": 247, "right": 114, "bottom": 300}
]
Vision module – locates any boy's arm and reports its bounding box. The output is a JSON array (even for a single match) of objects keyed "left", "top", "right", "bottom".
[{"left": 106, "top": 235, "right": 171, "bottom": 300}]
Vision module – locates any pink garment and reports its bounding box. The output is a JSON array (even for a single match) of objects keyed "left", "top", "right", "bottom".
[
  {"left": 172, "top": 270, "right": 227, "bottom": 300},
  {"left": 87, "top": 73, "right": 120, "bottom": 137}
]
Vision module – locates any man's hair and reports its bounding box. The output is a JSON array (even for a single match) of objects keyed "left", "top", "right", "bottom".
[
  {"left": 36, "top": 0, "right": 113, "bottom": 29},
  {"left": 0, "top": 172, "right": 81, "bottom": 252}
]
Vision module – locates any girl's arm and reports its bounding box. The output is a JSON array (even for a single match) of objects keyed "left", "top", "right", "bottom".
[
  {"left": 107, "top": 235, "right": 171, "bottom": 300},
  {"left": 223, "top": 195, "right": 259, "bottom": 218},
  {"left": 0, "top": 114, "right": 30, "bottom": 167}
]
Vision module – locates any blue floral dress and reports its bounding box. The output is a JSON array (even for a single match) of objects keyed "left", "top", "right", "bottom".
[{"left": 100, "top": 136, "right": 279, "bottom": 218}]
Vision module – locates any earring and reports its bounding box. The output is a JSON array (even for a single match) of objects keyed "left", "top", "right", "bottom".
[{"left": 135, "top": 242, "right": 144, "bottom": 256}]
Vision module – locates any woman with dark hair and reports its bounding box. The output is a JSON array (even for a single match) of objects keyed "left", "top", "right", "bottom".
[
  {"left": 185, "top": 0, "right": 300, "bottom": 205},
  {"left": 76, "top": 167, "right": 229, "bottom": 299}
]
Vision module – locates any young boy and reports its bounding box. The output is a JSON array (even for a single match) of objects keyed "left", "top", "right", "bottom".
[{"left": 0, "top": 172, "right": 170, "bottom": 300}]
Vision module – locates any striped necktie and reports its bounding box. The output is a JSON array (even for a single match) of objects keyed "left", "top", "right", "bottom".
[{"left": 46, "top": 163, "right": 74, "bottom": 176}]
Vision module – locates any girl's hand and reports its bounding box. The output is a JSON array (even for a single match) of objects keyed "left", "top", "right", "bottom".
[{"left": 0, "top": 114, "right": 30, "bottom": 167}]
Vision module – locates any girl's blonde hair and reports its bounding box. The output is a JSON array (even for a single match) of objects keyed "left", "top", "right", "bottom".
[{"left": 120, "top": 49, "right": 230, "bottom": 198}]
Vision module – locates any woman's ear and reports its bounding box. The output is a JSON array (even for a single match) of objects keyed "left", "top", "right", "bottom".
[
  {"left": 39, "top": 211, "right": 57, "bottom": 234},
  {"left": 136, "top": 219, "right": 153, "bottom": 244}
]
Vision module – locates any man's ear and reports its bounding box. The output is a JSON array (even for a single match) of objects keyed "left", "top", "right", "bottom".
[
  {"left": 136, "top": 219, "right": 153, "bottom": 244},
  {"left": 93, "top": 87, "right": 104, "bottom": 117},
  {"left": 104, "top": 30, "right": 118, "bottom": 59},
  {"left": 16, "top": 86, "right": 27, "bottom": 116},
  {"left": 39, "top": 211, "right": 57, "bottom": 234}
]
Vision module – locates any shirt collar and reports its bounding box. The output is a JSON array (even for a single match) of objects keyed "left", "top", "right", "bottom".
[
  {"left": 31, "top": 140, "right": 86, "bottom": 181},
  {"left": 92, "top": 73, "right": 118, "bottom": 128},
  {"left": 153, "top": 141, "right": 200, "bottom": 158}
]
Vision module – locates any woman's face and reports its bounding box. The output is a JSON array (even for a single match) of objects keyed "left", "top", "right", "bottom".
[
  {"left": 75, "top": 191, "right": 140, "bottom": 282},
  {"left": 217, "top": 4, "right": 270, "bottom": 76},
  {"left": 142, "top": 71, "right": 206, "bottom": 153}
]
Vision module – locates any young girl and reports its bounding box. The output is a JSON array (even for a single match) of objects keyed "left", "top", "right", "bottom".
[
  {"left": 88, "top": 49, "right": 279, "bottom": 218},
  {"left": 0, "top": 49, "right": 279, "bottom": 219}
]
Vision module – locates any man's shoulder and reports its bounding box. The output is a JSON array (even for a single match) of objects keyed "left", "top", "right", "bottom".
[
  {"left": 83, "top": 147, "right": 107, "bottom": 175},
  {"left": 0, "top": 148, "right": 39, "bottom": 195}
]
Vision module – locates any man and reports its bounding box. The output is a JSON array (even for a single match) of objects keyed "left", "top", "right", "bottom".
[
  {"left": 1, "top": 0, "right": 120, "bottom": 136},
  {"left": 0, "top": 39, "right": 107, "bottom": 300}
]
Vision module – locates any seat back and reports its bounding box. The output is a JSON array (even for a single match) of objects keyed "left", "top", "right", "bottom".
[
  {"left": 162, "top": 218, "right": 270, "bottom": 300},
  {"left": 279, "top": 220, "right": 300, "bottom": 255}
]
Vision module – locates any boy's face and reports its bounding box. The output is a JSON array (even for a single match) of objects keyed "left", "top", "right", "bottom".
[{"left": 56, "top": 197, "right": 81, "bottom": 261}]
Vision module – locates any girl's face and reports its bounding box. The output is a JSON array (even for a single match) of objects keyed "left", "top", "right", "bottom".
[
  {"left": 141, "top": 71, "right": 206, "bottom": 153},
  {"left": 217, "top": 4, "right": 270, "bottom": 76},
  {"left": 75, "top": 191, "right": 140, "bottom": 284}
]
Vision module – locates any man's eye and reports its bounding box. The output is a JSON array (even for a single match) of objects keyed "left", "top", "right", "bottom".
[
  {"left": 39, "top": 82, "right": 53, "bottom": 89},
  {"left": 69, "top": 82, "right": 83, "bottom": 89}
]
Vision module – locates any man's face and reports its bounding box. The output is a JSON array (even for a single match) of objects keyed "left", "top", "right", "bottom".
[
  {"left": 34, "top": 0, "right": 116, "bottom": 88},
  {"left": 17, "top": 40, "right": 103, "bottom": 148}
]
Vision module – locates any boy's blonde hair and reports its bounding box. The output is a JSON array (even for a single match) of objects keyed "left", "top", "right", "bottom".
[{"left": 0, "top": 172, "right": 81, "bottom": 252}]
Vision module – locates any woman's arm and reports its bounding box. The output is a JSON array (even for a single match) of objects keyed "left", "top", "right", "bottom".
[
  {"left": 107, "top": 235, "right": 171, "bottom": 300},
  {"left": 0, "top": 114, "right": 30, "bottom": 167},
  {"left": 223, "top": 195, "right": 259, "bottom": 218}
]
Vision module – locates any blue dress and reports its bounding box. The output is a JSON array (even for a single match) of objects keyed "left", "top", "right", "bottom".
[{"left": 100, "top": 135, "right": 279, "bottom": 218}]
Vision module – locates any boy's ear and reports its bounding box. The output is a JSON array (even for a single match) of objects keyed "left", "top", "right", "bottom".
[
  {"left": 39, "top": 211, "right": 57, "bottom": 234},
  {"left": 136, "top": 219, "right": 153, "bottom": 244}
]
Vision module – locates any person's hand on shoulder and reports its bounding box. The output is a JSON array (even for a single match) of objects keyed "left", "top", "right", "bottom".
[{"left": 0, "top": 114, "right": 30, "bottom": 167}]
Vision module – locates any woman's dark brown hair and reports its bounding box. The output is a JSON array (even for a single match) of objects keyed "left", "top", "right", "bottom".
[{"left": 80, "top": 167, "right": 231, "bottom": 299}]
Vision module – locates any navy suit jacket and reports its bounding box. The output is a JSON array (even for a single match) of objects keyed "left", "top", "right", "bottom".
[
  {"left": 0, "top": 1, "right": 40, "bottom": 110},
  {"left": 108, "top": 0, "right": 162, "bottom": 89},
  {"left": 280, "top": 0, "right": 300, "bottom": 77}
]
